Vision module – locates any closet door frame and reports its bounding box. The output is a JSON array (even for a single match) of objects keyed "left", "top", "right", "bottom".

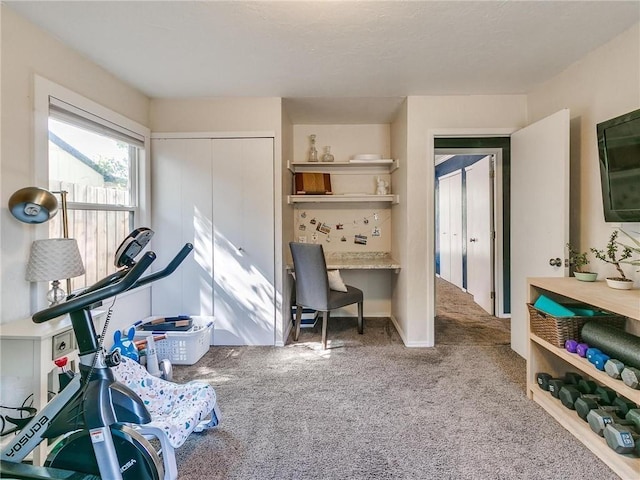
[{"left": 151, "top": 131, "right": 278, "bottom": 346}]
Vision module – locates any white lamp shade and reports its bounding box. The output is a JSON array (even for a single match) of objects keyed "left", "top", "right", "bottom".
[{"left": 26, "top": 238, "right": 85, "bottom": 282}]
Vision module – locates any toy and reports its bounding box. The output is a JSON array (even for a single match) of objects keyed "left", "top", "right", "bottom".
[{"left": 111, "top": 327, "right": 139, "bottom": 362}]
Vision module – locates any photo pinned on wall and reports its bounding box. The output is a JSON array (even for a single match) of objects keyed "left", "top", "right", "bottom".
[
  {"left": 300, "top": 211, "right": 307, "bottom": 219},
  {"left": 298, "top": 235, "right": 307, "bottom": 243},
  {"left": 373, "top": 212, "right": 379, "bottom": 221},
  {"left": 363, "top": 217, "right": 369, "bottom": 225},
  {"left": 354, "top": 234, "right": 368, "bottom": 245},
  {"left": 341, "top": 236, "right": 347, "bottom": 242},
  {"left": 372, "top": 226, "right": 381, "bottom": 237},
  {"left": 316, "top": 222, "right": 331, "bottom": 235},
  {"left": 310, "top": 218, "right": 317, "bottom": 225},
  {"left": 299, "top": 224, "right": 306, "bottom": 231},
  {"left": 326, "top": 235, "right": 331, "bottom": 243},
  {"left": 336, "top": 223, "right": 344, "bottom": 230},
  {"left": 312, "top": 232, "right": 318, "bottom": 243}
]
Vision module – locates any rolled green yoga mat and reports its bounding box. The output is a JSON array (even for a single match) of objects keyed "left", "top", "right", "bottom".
[{"left": 581, "top": 321, "right": 640, "bottom": 369}]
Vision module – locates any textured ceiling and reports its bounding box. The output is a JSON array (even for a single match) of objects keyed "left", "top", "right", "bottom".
[{"left": 6, "top": 1, "right": 640, "bottom": 123}]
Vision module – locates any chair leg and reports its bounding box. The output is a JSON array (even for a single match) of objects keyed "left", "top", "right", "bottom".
[
  {"left": 321, "top": 311, "right": 329, "bottom": 349},
  {"left": 294, "top": 304, "right": 302, "bottom": 341},
  {"left": 136, "top": 426, "right": 178, "bottom": 480},
  {"left": 357, "top": 301, "right": 364, "bottom": 334}
]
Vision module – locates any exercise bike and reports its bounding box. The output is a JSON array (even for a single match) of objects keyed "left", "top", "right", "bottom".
[{"left": 0, "top": 228, "right": 193, "bottom": 479}]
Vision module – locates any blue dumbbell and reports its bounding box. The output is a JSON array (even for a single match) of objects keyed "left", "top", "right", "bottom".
[
  {"left": 586, "top": 347, "right": 610, "bottom": 371},
  {"left": 586, "top": 347, "right": 602, "bottom": 362},
  {"left": 593, "top": 353, "right": 611, "bottom": 371}
]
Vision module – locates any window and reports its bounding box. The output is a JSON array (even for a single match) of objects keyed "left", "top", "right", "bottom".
[{"left": 47, "top": 97, "right": 145, "bottom": 291}]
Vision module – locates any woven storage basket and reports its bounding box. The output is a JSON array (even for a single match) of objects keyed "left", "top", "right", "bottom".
[{"left": 527, "top": 304, "right": 626, "bottom": 348}]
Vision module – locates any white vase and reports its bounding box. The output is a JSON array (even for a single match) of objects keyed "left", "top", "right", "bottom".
[{"left": 605, "top": 277, "right": 634, "bottom": 290}]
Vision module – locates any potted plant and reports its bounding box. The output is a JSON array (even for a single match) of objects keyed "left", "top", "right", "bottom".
[
  {"left": 590, "top": 231, "right": 634, "bottom": 290},
  {"left": 618, "top": 229, "right": 640, "bottom": 272},
  {"left": 566, "top": 243, "right": 597, "bottom": 281}
]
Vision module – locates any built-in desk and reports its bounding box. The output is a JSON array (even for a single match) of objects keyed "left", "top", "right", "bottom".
[{"left": 288, "top": 251, "right": 401, "bottom": 273}]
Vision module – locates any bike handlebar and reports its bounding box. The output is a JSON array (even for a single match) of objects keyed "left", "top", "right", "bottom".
[
  {"left": 129, "top": 243, "right": 193, "bottom": 289},
  {"left": 33, "top": 252, "right": 156, "bottom": 324}
]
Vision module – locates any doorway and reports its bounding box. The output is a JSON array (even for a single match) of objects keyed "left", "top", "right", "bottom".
[{"left": 434, "top": 138, "right": 511, "bottom": 344}]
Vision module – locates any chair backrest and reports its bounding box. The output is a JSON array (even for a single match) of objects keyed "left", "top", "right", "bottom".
[{"left": 289, "top": 242, "right": 330, "bottom": 310}]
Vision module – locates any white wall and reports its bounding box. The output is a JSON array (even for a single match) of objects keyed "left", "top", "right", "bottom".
[
  {"left": 527, "top": 23, "right": 640, "bottom": 286},
  {"left": 291, "top": 124, "right": 390, "bottom": 164},
  {"left": 150, "top": 97, "right": 281, "bottom": 133},
  {"left": 281, "top": 108, "right": 295, "bottom": 342},
  {"left": 390, "top": 100, "right": 408, "bottom": 343},
  {"left": 1, "top": 6, "right": 150, "bottom": 331},
  {"left": 399, "top": 95, "right": 528, "bottom": 346}
]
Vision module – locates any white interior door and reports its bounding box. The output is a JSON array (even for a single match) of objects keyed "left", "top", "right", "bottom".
[
  {"left": 449, "top": 172, "right": 463, "bottom": 289},
  {"left": 511, "top": 109, "right": 570, "bottom": 356},
  {"left": 466, "top": 155, "right": 493, "bottom": 314},
  {"left": 212, "top": 138, "right": 275, "bottom": 346},
  {"left": 150, "top": 138, "right": 214, "bottom": 318},
  {"left": 438, "top": 176, "right": 451, "bottom": 281}
]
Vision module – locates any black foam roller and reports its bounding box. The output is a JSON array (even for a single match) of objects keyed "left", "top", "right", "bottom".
[{"left": 581, "top": 321, "right": 640, "bottom": 369}]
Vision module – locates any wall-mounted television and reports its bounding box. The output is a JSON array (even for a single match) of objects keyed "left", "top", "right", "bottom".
[{"left": 597, "top": 107, "right": 640, "bottom": 222}]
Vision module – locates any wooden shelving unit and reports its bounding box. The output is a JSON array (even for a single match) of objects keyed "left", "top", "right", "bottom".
[{"left": 526, "top": 277, "right": 640, "bottom": 480}]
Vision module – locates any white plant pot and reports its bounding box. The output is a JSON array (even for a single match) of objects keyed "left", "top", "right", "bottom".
[
  {"left": 605, "top": 278, "right": 634, "bottom": 290},
  {"left": 574, "top": 272, "right": 598, "bottom": 282}
]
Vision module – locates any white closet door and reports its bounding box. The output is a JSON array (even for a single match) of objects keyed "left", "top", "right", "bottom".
[
  {"left": 212, "top": 138, "right": 275, "bottom": 345},
  {"left": 151, "top": 138, "right": 213, "bottom": 317},
  {"left": 448, "top": 172, "right": 463, "bottom": 289},
  {"left": 438, "top": 176, "right": 451, "bottom": 282}
]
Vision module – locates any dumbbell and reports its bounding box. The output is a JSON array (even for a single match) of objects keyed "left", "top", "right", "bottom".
[
  {"left": 627, "top": 409, "right": 640, "bottom": 430},
  {"left": 558, "top": 380, "right": 601, "bottom": 409},
  {"left": 586, "top": 347, "right": 610, "bottom": 371},
  {"left": 587, "top": 408, "right": 637, "bottom": 436},
  {"left": 536, "top": 372, "right": 582, "bottom": 398},
  {"left": 565, "top": 339, "right": 589, "bottom": 357},
  {"left": 558, "top": 379, "right": 617, "bottom": 410},
  {"left": 603, "top": 423, "right": 639, "bottom": 454},
  {"left": 622, "top": 409, "right": 640, "bottom": 456},
  {"left": 604, "top": 358, "right": 625, "bottom": 379},
  {"left": 621, "top": 367, "right": 640, "bottom": 389},
  {"left": 573, "top": 386, "right": 618, "bottom": 420},
  {"left": 576, "top": 394, "right": 636, "bottom": 422}
]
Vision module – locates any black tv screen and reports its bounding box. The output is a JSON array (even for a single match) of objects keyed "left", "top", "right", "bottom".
[{"left": 597, "top": 107, "right": 640, "bottom": 222}]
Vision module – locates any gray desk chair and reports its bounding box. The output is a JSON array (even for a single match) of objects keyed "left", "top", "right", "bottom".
[{"left": 289, "top": 242, "right": 363, "bottom": 349}]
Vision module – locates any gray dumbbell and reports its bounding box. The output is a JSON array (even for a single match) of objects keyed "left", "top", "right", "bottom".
[
  {"left": 627, "top": 409, "right": 640, "bottom": 430},
  {"left": 587, "top": 408, "right": 635, "bottom": 436},
  {"left": 603, "top": 423, "right": 639, "bottom": 454},
  {"left": 621, "top": 367, "right": 640, "bottom": 389},
  {"left": 604, "top": 359, "right": 625, "bottom": 379}
]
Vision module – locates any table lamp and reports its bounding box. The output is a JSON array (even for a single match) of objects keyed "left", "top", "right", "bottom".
[{"left": 26, "top": 238, "right": 85, "bottom": 305}]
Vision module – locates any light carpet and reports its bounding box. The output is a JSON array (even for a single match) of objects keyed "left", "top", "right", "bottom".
[{"left": 172, "top": 316, "right": 618, "bottom": 480}]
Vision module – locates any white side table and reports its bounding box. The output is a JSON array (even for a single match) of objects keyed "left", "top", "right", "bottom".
[{"left": 0, "top": 310, "right": 105, "bottom": 465}]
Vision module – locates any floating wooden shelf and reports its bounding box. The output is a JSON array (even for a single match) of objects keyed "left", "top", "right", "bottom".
[
  {"left": 287, "top": 194, "right": 398, "bottom": 204},
  {"left": 288, "top": 159, "right": 399, "bottom": 174}
]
